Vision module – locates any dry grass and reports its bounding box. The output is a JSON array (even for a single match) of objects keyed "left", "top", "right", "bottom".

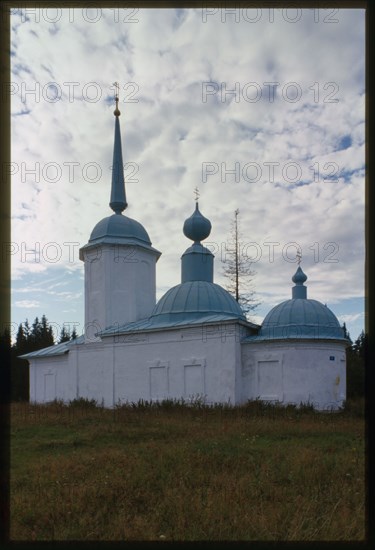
[{"left": 10, "top": 399, "right": 365, "bottom": 541}]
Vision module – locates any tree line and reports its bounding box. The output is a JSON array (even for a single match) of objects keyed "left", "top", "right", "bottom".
[
  {"left": 343, "top": 324, "right": 366, "bottom": 399},
  {"left": 0, "top": 315, "right": 77, "bottom": 402}
]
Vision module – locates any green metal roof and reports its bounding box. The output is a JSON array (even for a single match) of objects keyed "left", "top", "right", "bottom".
[
  {"left": 79, "top": 214, "right": 161, "bottom": 259},
  {"left": 89, "top": 214, "right": 150, "bottom": 244},
  {"left": 99, "top": 312, "right": 257, "bottom": 337},
  {"left": 245, "top": 298, "right": 347, "bottom": 342},
  {"left": 151, "top": 281, "right": 246, "bottom": 321},
  {"left": 99, "top": 281, "right": 251, "bottom": 337},
  {"left": 243, "top": 266, "right": 347, "bottom": 342},
  {"left": 19, "top": 335, "right": 85, "bottom": 359}
]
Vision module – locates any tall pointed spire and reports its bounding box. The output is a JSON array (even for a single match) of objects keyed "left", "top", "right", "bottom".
[{"left": 110, "top": 82, "right": 127, "bottom": 215}]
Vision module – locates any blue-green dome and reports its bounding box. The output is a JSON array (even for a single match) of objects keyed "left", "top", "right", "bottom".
[
  {"left": 183, "top": 203, "right": 212, "bottom": 243},
  {"left": 151, "top": 281, "right": 246, "bottom": 323},
  {"left": 89, "top": 213, "right": 152, "bottom": 247},
  {"left": 292, "top": 266, "right": 308, "bottom": 285},
  {"left": 258, "top": 299, "right": 346, "bottom": 341}
]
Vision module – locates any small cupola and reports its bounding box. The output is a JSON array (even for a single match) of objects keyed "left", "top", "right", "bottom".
[
  {"left": 292, "top": 266, "right": 308, "bottom": 299},
  {"left": 181, "top": 201, "right": 214, "bottom": 283}
]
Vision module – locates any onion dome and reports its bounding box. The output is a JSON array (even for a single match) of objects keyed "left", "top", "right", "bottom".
[
  {"left": 183, "top": 203, "right": 212, "bottom": 243},
  {"left": 292, "top": 266, "right": 308, "bottom": 285},
  {"left": 151, "top": 202, "right": 246, "bottom": 324},
  {"left": 292, "top": 266, "right": 308, "bottom": 299},
  {"left": 181, "top": 202, "right": 214, "bottom": 283}
]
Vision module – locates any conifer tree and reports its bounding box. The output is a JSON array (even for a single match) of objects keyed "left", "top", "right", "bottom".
[
  {"left": 40, "top": 314, "right": 54, "bottom": 348},
  {"left": 23, "top": 318, "right": 30, "bottom": 340},
  {"left": 11, "top": 323, "right": 29, "bottom": 402},
  {"left": 59, "top": 326, "right": 71, "bottom": 343},
  {"left": 353, "top": 330, "right": 366, "bottom": 358},
  {"left": 15, "top": 323, "right": 27, "bottom": 354},
  {"left": 222, "top": 209, "right": 260, "bottom": 319},
  {"left": 0, "top": 326, "right": 11, "bottom": 402},
  {"left": 346, "top": 330, "right": 366, "bottom": 398},
  {"left": 342, "top": 322, "right": 352, "bottom": 344},
  {"left": 11, "top": 315, "right": 55, "bottom": 401}
]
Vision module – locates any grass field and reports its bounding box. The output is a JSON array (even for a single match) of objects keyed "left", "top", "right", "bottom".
[{"left": 10, "top": 399, "right": 365, "bottom": 541}]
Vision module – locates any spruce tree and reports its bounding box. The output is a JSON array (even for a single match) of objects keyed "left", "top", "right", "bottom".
[
  {"left": 23, "top": 318, "right": 30, "bottom": 340},
  {"left": 342, "top": 322, "right": 352, "bottom": 344},
  {"left": 15, "top": 323, "right": 26, "bottom": 355},
  {"left": 59, "top": 326, "right": 71, "bottom": 343},
  {"left": 41, "top": 315, "right": 54, "bottom": 348},
  {"left": 346, "top": 330, "right": 365, "bottom": 398},
  {"left": 12, "top": 323, "right": 29, "bottom": 401},
  {"left": 0, "top": 327, "right": 11, "bottom": 403},
  {"left": 11, "top": 315, "right": 55, "bottom": 401}
]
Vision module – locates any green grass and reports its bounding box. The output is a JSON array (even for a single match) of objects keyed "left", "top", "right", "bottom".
[{"left": 11, "top": 399, "right": 365, "bottom": 541}]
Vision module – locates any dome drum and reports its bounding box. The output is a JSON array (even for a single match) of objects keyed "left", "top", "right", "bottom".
[{"left": 181, "top": 244, "right": 214, "bottom": 283}]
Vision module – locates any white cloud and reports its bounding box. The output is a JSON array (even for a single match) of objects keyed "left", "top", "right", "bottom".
[
  {"left": 15, "top": 300, "right": 40, "bottom": 308},
  {"left": 337, "top": 313, "right": 364, "bottom": 324},
  {"left": 10, "top": 8, "right": 365, "bottom": 339}
]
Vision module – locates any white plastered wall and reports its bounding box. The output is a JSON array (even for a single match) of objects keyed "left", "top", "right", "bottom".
[
  {"left": 241, "top": 340, "right": 347, "bottom": 410},
  {"left": 29, "top": 354, "right": 71, "bottom": 404},
  {"left": 82, "top": 244, "right": 158, "bottom": 340},
  {"left": 29, "top": 321, "right": 244, "bottom": 407}
]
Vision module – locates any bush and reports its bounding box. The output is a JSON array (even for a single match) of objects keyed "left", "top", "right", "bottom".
[
  {"left": 68, "top": 397, "right": 99, "bottom": 408},
  {"left": 342, "top": 397, "right": 365, "bottom": 417}
]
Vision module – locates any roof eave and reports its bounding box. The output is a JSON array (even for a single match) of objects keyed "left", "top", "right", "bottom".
[
  {"left": 79, "top": 239, "right": 161, "bottom": 261},
  {"left": 99, "top": 315, "right": 252, "bottom": 338}
]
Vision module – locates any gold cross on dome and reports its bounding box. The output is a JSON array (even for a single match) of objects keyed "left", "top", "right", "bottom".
[
  {"left": 194, "top": 186, "right": 200, "bottom": 202},
  {"left": 296, "top": 250, "right": 302, "bottom": 265}
]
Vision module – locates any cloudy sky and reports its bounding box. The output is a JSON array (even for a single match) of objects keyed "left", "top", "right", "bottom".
[{"left": 10, "top": 7, "right": 365, "bottom": 343}]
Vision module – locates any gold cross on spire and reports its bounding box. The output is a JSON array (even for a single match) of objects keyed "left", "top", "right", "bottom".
[
  {"left": 194, "top": 186, "right": 200, "bottom": 202},
  {"left": 113, "top": 81, "right": 121, "bottom": 117},
  {"left": 296, "top": 250, "right": 302, "bottom": 265}
]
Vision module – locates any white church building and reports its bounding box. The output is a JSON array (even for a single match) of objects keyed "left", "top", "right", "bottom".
[{"left": 21, "top": 96, "right": 349, "bottom": 411}]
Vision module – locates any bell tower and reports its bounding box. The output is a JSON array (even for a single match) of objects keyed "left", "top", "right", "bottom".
[{"left": 79, "top": 83, "right": 161, "bottom": 341}]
